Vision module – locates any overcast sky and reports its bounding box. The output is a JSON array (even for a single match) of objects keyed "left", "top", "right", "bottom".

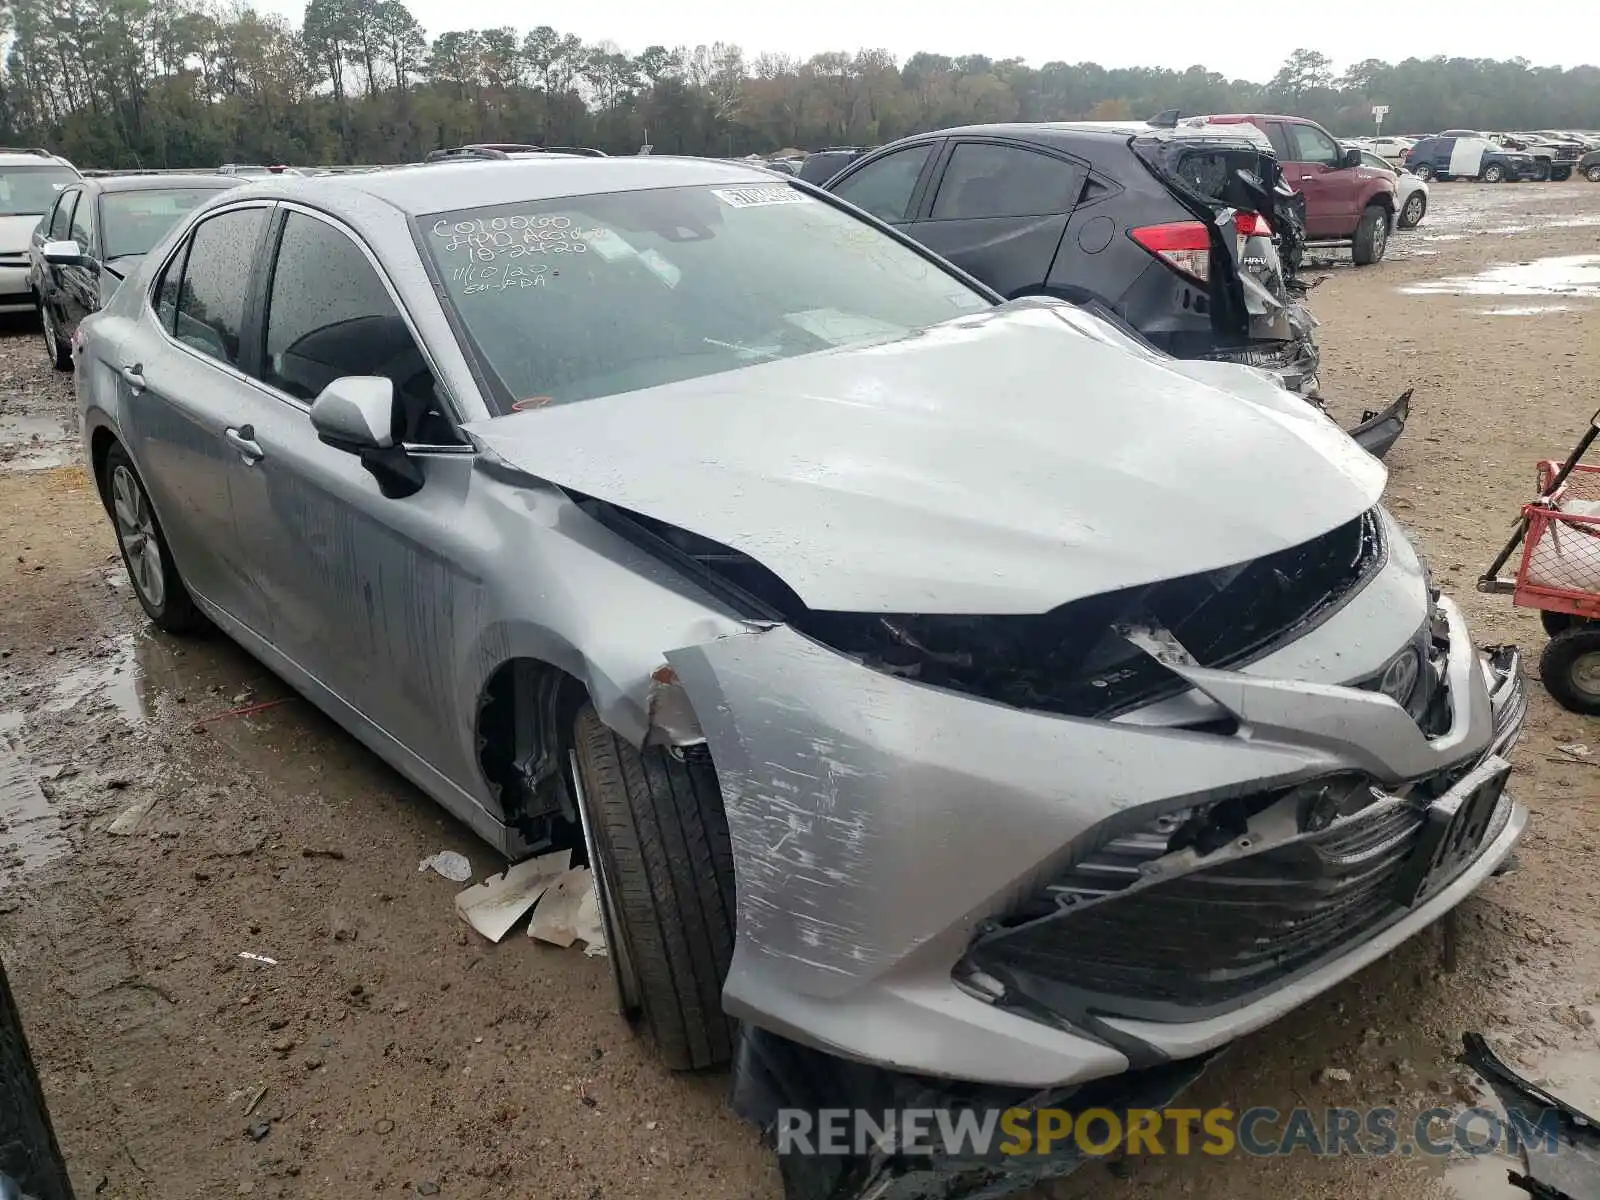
[{"left": 253, "top": 0, "right": 1597, "bottom": 81}]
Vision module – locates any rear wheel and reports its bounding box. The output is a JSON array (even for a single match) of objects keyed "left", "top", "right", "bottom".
[
  {"left": 1398, "top": 191, "right": 1427, "bottom": 229},
  {"left": 1482, "top": 163, "right": 1506, "bottom": 183},
  {"left": 570, "top": 704, "right": 736, "bottom": 1071},
  {"left": 101, "top": 443, "right": 201, "bottom": 634},
  {"left": 1351, "top": 205, "right": 1389, "bottom": 265},
  {"left": 1587, "top": 164, "right": 1600, "bottom": 183},
  {"left": 39, "top": 305, "right": 69, "bottom": 371},
  {"left": 1541, "top": 610, "right": 1583, "bottom": 638},
  {"left": 1540, "top": 628, "right": 1600, "bottom": 715}
]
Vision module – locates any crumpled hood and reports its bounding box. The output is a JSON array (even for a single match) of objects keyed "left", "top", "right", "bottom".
[{"left": 464, "top": 304, "right": 1385, "bottom": 615}]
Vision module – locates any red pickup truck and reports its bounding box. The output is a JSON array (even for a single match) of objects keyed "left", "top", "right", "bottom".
[{"left": 1178, "top": 114, "right": 1399, "bottom": 265}]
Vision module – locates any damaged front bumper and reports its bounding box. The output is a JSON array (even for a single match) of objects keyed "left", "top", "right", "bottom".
[{"left": 668, "top": 593, "right": 1526, "bottom": 1091}]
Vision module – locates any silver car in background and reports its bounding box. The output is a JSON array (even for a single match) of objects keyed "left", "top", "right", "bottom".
[
  {"left": 0, "top": 147, "right": 80, "bottom": 314},
  {"left": 73, "top": 158, "right": 1526, "bottom": 1104}
]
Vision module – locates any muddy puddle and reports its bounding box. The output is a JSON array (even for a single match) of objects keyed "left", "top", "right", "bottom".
[
  {"left": 0, "top": 731, "right": 66, "bottom": 888},
  {"left": 1437, "top": 1029, "right": 1600, "bottom": 1199},
  {"left": 1401, "top": 254, "right": 1600, "bottom": 302},
  {"left": 0, "top": 411, "right": 74, "bottom": 471}
]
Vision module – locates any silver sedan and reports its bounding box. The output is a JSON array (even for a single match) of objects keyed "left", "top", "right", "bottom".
[{"left": 74, "top": 157, "right": 1525, "bottom": 1104}]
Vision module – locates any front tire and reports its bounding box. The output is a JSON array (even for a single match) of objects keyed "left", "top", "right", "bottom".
[
  {"left": 101, "top": 443, "right": 201, "bottom": 634},
  {"left": 1540, "top": 628, "right": 1600, "bottom": 715},
  {"left": 40, "top": 305, "right": 70, "bottom": 371},
  {"left": 1411, "top": 163, "right": 1434, "bottom": 182},
  {"left": 1552, "top": 166, "right": 1572, "bottom": 182},
  {"left": 1398, "top": 191, "right": 1427, "bottom": 229},
  {"left": 1482, "top": 163, "right": 1506, "bottom": 183},
  {"left": 570, "top": 704, "right": 736, "bottom": 1071},
  {"left": 1351, "top": 204, "right": 1389, "bottom": 265}
]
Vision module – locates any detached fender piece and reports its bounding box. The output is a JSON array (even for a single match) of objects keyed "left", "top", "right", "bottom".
[
  {"left": 1347, "top": 388, "right": 1413, "bottom": 460},
  {"left": 732, "top": 1024, "right": 1217, "bottom": 1200},
  {"left": 1460, "top": 1032, "right": 1600, "bottom": 1200}
]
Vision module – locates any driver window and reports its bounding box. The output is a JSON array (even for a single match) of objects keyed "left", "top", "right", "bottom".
[
  {"left": 263, "top": 212, "right": 459, "bottom": 445},
  {"left": 1289, "top": 124, "right": 1343, "bottom": 168},
  {"left": 68, "top": 191, "right": 96, "bottom": 253}
]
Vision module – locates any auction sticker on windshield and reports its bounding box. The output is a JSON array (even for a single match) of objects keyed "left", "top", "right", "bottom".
[{"left": 711, "top": 184, "right": 813, "bottom": 208}]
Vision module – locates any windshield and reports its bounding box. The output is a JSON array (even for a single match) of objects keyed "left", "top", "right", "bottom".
[
  {"left": 420, "top": 182, "right": 991, "bottom": 411},
  {"left": 101, "top": 189, "right": 222, "bottom": 259},
  {"left": 0, "top": 166, "right": 77, "bottom": 216}
]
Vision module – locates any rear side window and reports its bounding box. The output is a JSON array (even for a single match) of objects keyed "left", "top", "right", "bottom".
[
  {"left": 263, "top": 212, "right": 453, "bottom": 442},
  {"left": 831, "top": 144, "right": 933, "bottom": 223},
  {"left": 929, "top": 143, "right": 1085, "bottom": 220},
  {"left": 1262, "top": 122, "right": 1294, "bottom": 160},
  {"left": 170, "top": 208, "right": 267, "bottom": 367},
  {"left": 47, "top": 190, "right": 76, "bottom": 241}
]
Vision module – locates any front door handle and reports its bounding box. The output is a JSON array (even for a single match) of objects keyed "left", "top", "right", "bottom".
[
  {"left": 119, "top": 363, "right": 144, "bottom": 392},
  {"left": 224, "top": 424, "right": 263, "bottom": 463}
]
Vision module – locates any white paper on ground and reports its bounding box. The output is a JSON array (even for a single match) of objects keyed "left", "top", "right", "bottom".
[
  {"left": 529, "top": 866, "right": 598, "bottom": 948},
  {"left": 453, "top": 848, "right": 572, "bottom": 943},
  {"left": 418, "top": 850, "right": 472, "bottom": 882}
]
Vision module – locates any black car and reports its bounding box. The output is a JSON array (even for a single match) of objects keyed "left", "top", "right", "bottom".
[
  {"left": 1402, "top": 135, "right": 1540, "bottom": 182},
  {"left": 31, "top": 173, "right": 241, "bottom": 369},
  {"left": 819, "top": 121, "right": 1411, "bottom": 457},
  {"left": 798, "top": 147, "right": 867, "bottom": 184},
  {"left": 1581, "top": 147, "right": 1600, "bottom": 183}
]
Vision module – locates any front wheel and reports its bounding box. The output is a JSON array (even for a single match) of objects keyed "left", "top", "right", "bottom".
[
  {"left": 1398, "top": 191, "right": 1427, "bottom": 229},
  {"left": 1351, "top": 205, "right": 1389, "bottom": 265},
  {"left": 1552, "top": 166, "right": 1572, "bottom": 182},
  {"left": 40, "top": 305, "right": 70, "bottom": 371},
  {"left": 1411, "top": 163, "right": 1434, "bottom": 182},
  {"left": 1482, "top": 163, "right": 1506, "bottom": 183},
  {"left": 570, "top": 704, "right": 736, "bottom": 1071},
  {"left": 1540, "top": 628, "right": 1600, "bottom": 715},
  {"left": 101, "top": 443, "right": 202, "bottom": 634}
]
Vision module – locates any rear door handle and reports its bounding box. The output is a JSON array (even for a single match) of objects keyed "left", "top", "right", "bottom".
[
  {"left": 119, "top": 363, "right": 144, "bottom": 392},
  {"left": 224, "top": 425, "right": 263, "bottom": 464}
]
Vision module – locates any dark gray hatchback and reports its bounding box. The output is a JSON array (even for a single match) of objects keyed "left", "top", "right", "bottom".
[{"left": 821, "top": 121, "right": 1410, "bottom": 457}]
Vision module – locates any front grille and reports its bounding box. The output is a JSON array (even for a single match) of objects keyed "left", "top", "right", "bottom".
[{"left": 968, "top": 792, "right": 1510, "bottom": 1020}]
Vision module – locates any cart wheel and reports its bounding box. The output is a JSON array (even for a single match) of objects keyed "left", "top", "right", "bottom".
[
  {"left": 1541, "top": 611, "right": 1583, "bottom": 637},
  {"left": 1539, "top": 628, "right": 1600, "bottom": 715}
]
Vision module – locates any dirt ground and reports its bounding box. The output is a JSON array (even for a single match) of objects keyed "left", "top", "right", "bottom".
[{"left": 3, "top": 181, "right": 1600, "bottom": 1200}]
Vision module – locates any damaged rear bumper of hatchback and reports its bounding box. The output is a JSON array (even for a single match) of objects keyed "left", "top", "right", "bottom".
[{"left": 659, "top": 517, "right": 1525, "bottom": 1199}]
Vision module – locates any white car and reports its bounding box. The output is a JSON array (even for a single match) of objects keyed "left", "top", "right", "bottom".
[
  {"left": 1349, "top": 145, "right": 1429, "bottom": 229},
  {"left": 1369, "top": 136, "right": 1415, "bottom": 164}
]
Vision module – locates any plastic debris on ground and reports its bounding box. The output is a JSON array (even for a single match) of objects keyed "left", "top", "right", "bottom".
[
  {"left": 417, "top": 849, "right": 472, "bottom": 882},
  {"left": 453, "top": 848, "right": 571, "bottom": 943},
  {"left": 528, "top": 866, "right": 607, "bottom": 955},
  {"left": 237, "top": 952, "right": 278, "bottom": 966}
]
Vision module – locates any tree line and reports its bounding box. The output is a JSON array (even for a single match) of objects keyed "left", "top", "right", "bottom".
[{"left": 2, "top": 1, "right": 1597, "bottom": 170}]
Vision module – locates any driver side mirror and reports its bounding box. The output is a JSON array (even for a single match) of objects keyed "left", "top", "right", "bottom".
[
  {"left": 309, "top": 376, "right": 426, "bottom": 500},
  {"left": 1341, "top": 148, "right": 1364, "bottom": 169},
  {"left": 42, "top": 239, "right": 84, "bottom": 266},
  {"left": 309, "top": 376, "right": 396, "bottom": 451}
]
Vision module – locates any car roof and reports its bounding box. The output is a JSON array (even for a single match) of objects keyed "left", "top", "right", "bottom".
[
  {"left": 88, "top": 174, "right": 243, "bottom": 193},
  {"left": 231, "top": 156, "right": 785, "bottom": 216},
  {"left": 0, "top": 150, "right": 74, "bottom": 168}
]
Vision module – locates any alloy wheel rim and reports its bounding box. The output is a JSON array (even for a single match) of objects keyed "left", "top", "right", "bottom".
[
  {"left": 1571, "top": 652, "right": 1600, "bottom": 700},
  {"left": 110, "top": 464, "right": 164, "bottom": 610},
  {"left": 1405, "top": 195, "right": 1423, "bottom": 223}
]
